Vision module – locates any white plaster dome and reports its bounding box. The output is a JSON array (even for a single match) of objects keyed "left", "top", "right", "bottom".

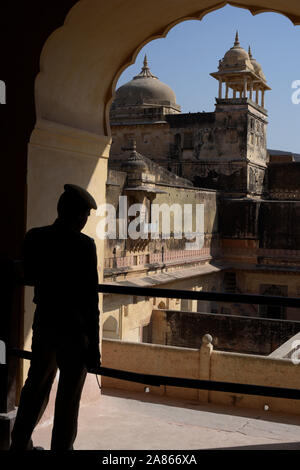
[{"left": 112, "top": 56, "right": 179, "bottom": 109}]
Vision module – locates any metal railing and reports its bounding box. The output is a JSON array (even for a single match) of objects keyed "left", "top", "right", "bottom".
[
  {"left": 98, "top": 283, "right": 300, "bottom": 308},
  {"left": 9, "top": 346, "right": 300, "bottom": 400},
  {"left": 9, "top": 281, "right": 300, "bottom": 401}
]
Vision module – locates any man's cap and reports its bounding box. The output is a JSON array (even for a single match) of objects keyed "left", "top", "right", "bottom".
[{"left": 64, "top": 184, "right": 97, "bottom": 210}]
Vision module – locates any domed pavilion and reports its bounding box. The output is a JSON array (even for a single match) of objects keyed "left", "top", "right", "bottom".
[
  {"left": 210, "top": 31, "right": 271, "bottom": 108},
  {"left": 110, "top": 55, "right": 181, "bottom": 124}
]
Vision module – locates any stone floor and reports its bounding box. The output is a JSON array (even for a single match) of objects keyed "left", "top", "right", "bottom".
[{"left": 32, "top": 388, "right": 300, "bottom": 450}]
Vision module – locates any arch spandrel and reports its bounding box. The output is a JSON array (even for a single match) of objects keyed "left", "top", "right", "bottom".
[{"left": 36, "top": 0, "right": 300, "bottom": 137}]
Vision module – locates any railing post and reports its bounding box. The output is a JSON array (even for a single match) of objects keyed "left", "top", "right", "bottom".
[{"left": 198, "top": 334, "right": 213, "bottom": 403}]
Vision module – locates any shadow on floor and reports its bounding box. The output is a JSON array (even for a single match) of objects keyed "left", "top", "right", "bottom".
[{"left": 101, "top": 387, "right": 300, "bottom": 428}]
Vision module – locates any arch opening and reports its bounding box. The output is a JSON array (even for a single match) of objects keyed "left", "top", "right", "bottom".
[{"left": 23, "top": 0, "right": 300, "bottom": 384}]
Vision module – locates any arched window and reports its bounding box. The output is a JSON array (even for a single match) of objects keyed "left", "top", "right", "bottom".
[{"left": 103, "top": 315, "right": 119, "bottom": 339}]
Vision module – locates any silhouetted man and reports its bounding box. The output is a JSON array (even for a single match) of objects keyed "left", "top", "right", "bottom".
[{"left": 10, "top": 184, "right": 101, "bottom": 450}]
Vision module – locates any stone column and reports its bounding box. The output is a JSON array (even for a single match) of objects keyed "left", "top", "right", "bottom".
[
  {"left": 250, "top": 83, "right": 253, "bottom": 100},
  {"left": 243, "top": 77, "right": 248, "bottom": 98},
  {"left": 198, "top": 334, "right": 213, "bottom": 403},
  {"left": 256, "top": 88, "right": 259, "bottom": 104},
  {"left": 261, "top": 90, "right": 265, "bottom": 108},
  {"left": 225, "top": 82, "right": 229, "bottom": 99},
  {"left": 218, "top": 78, "right": 223, "bottom": 99}
]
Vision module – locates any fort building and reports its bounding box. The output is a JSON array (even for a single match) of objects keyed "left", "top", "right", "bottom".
[
  {"left": 3, "top": 1, "right": 300, "bottom": 449},
  {"left": 103, "top": 33, "right": 300, "bottom": 355}
]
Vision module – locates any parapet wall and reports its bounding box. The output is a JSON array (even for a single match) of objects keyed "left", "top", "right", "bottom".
[
  {"left": 150, "top": 309, "right": 300, "bottom": 356},
  {"left": 102, "top": 337, "right": 300, "bottom": 415},
  {"left": 266, "top": 162, "right": 300, "bottom": 200}
]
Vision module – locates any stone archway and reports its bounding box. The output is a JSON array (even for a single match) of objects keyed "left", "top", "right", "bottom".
[
  {"left": 23, "top": 0, "right": 300, "bottom": 414},
  {"left": 26, "top": 0, "right": 300, "bottom": 344},
  {"left": 2, "top": 0, "right": 300, "bottom": 450},
  {"left": 35, "top": 1, "right": 300, "bottom": 141},
  {"left": 29, "top": 0, "right": 300, "bottom": 258}
]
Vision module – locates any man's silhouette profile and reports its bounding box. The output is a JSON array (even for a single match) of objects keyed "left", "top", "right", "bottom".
[{"left": 10, "top": 184, "right": 101, "bottom": 450}]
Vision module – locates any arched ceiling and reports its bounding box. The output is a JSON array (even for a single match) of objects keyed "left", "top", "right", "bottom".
[{"left": 35, "top": 0, "right": 300, "bottom": 137}]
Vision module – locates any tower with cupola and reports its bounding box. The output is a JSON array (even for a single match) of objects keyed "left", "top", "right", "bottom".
[{"left": 200, "top": 31, "right": 271, "bottom": 196}]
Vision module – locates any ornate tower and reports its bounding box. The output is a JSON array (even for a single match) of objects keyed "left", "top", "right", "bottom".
[{"left": 196, "top": 32, "right": 272, "bottom": 197}]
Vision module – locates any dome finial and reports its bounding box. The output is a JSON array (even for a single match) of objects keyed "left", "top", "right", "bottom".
[
  {"left": 234, "top": 30, "right": 240, "bottom": 46},
  {"left": 134, "top": 54, "right": 158, "bottom": 79},
  {"left": 248, "top": 45, "right": 253, "bottom": 58}
]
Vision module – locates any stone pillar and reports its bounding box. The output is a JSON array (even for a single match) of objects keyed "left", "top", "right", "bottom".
[
  {"left": 218, "top": 79, "right": 223, "bottom": 99},
  {"left": 261, "top": 90, "right": 265, "bottom": 108},
  {"left": 256, "top": 89, "right": 259, "bottom": 104},
  {"left": 243, "top": 78, "right": 247, "bottom": 98},
  {"left": 250, "top": 83, "right": 253, "bottom": 100},
  {"left": 233, "top": 89, "right": 237, "bottom": 99},
  {"left": 198, "top": 334, "right": 213, "bottom": 403},
  {"left": 225, "top": 82, "right": 229, "bottom": 99}
]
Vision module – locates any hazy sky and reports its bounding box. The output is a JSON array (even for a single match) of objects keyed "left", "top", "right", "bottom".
[{"left": 116, "top": 5, "right": 300, "bottom": 153}]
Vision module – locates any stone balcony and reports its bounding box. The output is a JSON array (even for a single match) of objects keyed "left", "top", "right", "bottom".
[
  {"left": 32, "top": 388, "right": 300, "bottom": 450},
  {"left": 30, "top": 335, "right": 300, "bottom": 451}
]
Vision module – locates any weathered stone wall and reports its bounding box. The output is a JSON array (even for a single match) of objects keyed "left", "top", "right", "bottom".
[
  {"left": 106, "top": 169, "right": 127, "bottom": 207},
  {"left": 149, "top": 184, "right": 218, "bottom": 253},
  {"left": 193, "top": 107, "right": 248, "bottom": 162},
  {"left": 266, "top": 162, "right": 300, "bottom": 200},
  {"left": 103, "top": 293, "right": 155, "bottom": 342},
  {"left": 103, "top": 271, "right": 223, "bottom": 343},
  {"left": 149, "top": 309, "right": 300, "bottom": 356},
  {"left": 104, "top": 165, "right": 219, "bottom": 259},
  {"left": 219, "top": 198, "right": 300, "bottom": 250},
  {"left": 236, "top": 270, "right": 300, "bottom": 321},
  {"left": 258, "top": 201, "right": 300, "bottom": 250},
  {"left": 193, "top": 162, "right": 248, "bottom": 194},
  {"left": 111, "top": 122, "right": 172, "bottom": 164},
  {"left": 219, "top": 198, "right": 260, "bottom": 239},
  {"left": 110, "top": 102, "right": 268, "bottom": 195}
]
